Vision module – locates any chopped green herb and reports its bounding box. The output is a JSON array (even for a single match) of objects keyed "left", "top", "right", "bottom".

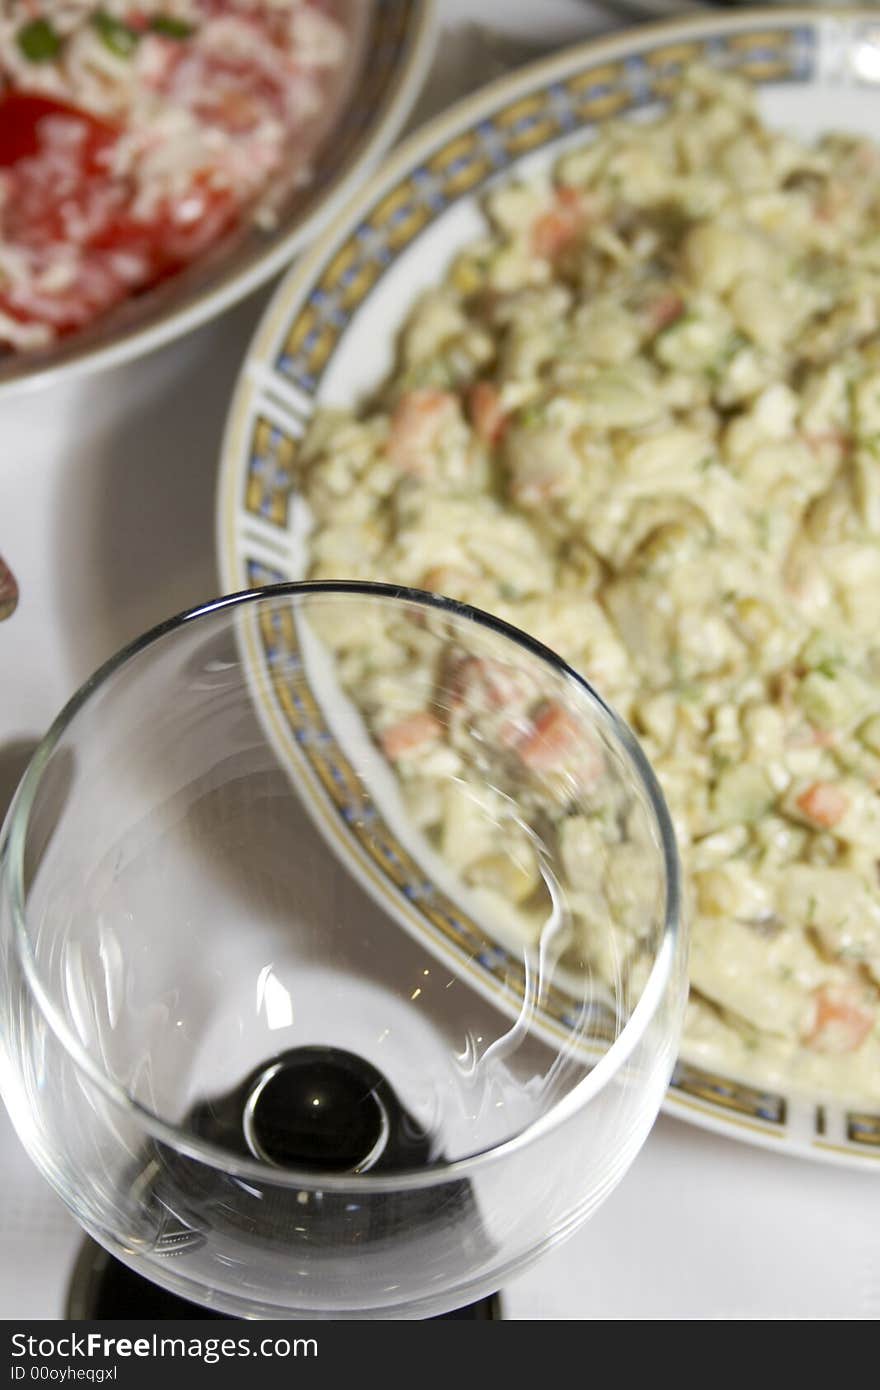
[
  {"left": 724, "top": 331, "right": 749, "bottom": 360},
  {"left": 498, "top": 581, "right": 521, "bottom": 601},
  {"left": 697, "top": 455, "right": 716, "bottom": 473},
  {"left": 150, "top": 15, "right": 195, "bottom": 39},
  {"left": 675, "top": 683, "right": 703, "bottom": 706},
  {"left": 815, "top": 657, "right": 840, "bottom": 680},
  {"left": 16, "top": 18, "right": 61, "bottom": 62},
  {"left": 518, "top": 402, "right": 547, "bottom": 429},
  {"left": 706, "top": 332, "right": 748, "bottom": 387},
  {"left": 91, "top": 11, "right": 139, "bottom": 58}
]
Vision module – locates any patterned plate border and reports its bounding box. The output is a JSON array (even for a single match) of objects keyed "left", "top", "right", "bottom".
[{"left": 218, "top": 9, "right": 880, "bottom": 1167}]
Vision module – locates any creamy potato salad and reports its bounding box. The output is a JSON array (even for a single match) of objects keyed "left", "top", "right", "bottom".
[{"left": 299, "top": 69, "right": 880, "bottom": 1101}]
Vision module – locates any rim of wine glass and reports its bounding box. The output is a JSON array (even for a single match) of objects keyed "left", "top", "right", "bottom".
[{"left": 4, "top": 580, "right": 684, "bottom": 1193}]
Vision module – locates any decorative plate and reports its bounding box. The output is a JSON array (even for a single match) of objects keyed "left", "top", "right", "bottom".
[
  {"left": 0, "top": 0, "right": 435, "bottom": 399},
  {"left": 217, "top": 7, "right": 880, "bottom": 1169}
]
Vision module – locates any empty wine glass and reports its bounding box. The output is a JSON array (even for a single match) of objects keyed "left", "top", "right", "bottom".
[{"left": 0, "top": 583, "right": 686, "bottom": 1319}]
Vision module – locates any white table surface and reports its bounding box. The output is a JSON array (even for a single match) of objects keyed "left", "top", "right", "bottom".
[{"left": 2, "top": 0, "right": 879, "bottom": 1321}]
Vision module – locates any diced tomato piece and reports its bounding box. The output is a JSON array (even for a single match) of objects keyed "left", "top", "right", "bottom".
[
  {"left": 0, "top": 88, "right": 241, "bottom": 343},
  {"left": 91, "top": 177, "right": 240, "bottom": 271},
  {"left": 0, "top": 92, "right": 135, "bottom": 338},
  {"left": 0, "top": 92, "right": 116, "bottom": 171},
  {"left": 804, "top": 985, "right": 874, "bottom": 1054},
  {"left": 0, "top": 6, "right": 341, "bottom": 350}
]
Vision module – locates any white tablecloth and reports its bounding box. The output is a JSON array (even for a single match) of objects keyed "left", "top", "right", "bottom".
[{"left": 1, "top": 0, "right": 879, "bottom": 1320}]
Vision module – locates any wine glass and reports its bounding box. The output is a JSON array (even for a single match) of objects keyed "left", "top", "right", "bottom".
[{"left": 0, "top": 583, "right": 686, "bottom": 1320}]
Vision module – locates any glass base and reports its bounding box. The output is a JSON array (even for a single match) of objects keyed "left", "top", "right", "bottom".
[{"left": 66, "top": 1239, "right": 502, "bottom": 1321}]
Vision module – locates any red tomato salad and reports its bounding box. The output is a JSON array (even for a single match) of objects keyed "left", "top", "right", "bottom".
[{"left": 0, "top": 2, "right": 349, "bottom": 351}]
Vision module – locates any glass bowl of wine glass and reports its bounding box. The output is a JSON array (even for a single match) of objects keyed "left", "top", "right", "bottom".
[{"left": 0, "top": 582, "right": 686, "bottom": 1319}]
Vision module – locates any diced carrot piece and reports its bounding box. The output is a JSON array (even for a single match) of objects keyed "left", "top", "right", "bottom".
[
  {"left": 448, "top": 655, "right": 527, "bottom": 714},
  {"left": 804, "top": 985, "right": 874, "bottom": 1054},
  {"left": 809, "top": 726, "right": 838, "bottom": 750},
  {"left": 787, "top": 723, "right": 839, "bottom": 751},
  {"left": 387, "top": 389, "right": 456, "bottom": 475},
  {"left": 467, "top": 380, "right": 508, "bottom": 445},
  {"left": 855, "top": 141, "right": 880, "bottom": 174},
  {"left": 379, "top": 712, "right": 444, "bottom": 761},
  {"left": 515, "top": 701, "right": 581, "bottom": 771},
  {"left": 814, "top": 178, "right": 852, "bottom": 223},
  {"left": 531, "top": 186, "right": 586, "bottom": 259},
  {"left": 419, "top": 566, "right": 478, "bottom": 600},
  {"left": 795, "top": 782, "right": 849, "bottom": 828},
  {"left": 802, "top": 430, "right": 850, "bottom": 464},
  {"left": 645, "top": 290, "right": 684, "bottom": 334},
  {"left": 498, "top": 716, "right": 531, "bottom": 749}
]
